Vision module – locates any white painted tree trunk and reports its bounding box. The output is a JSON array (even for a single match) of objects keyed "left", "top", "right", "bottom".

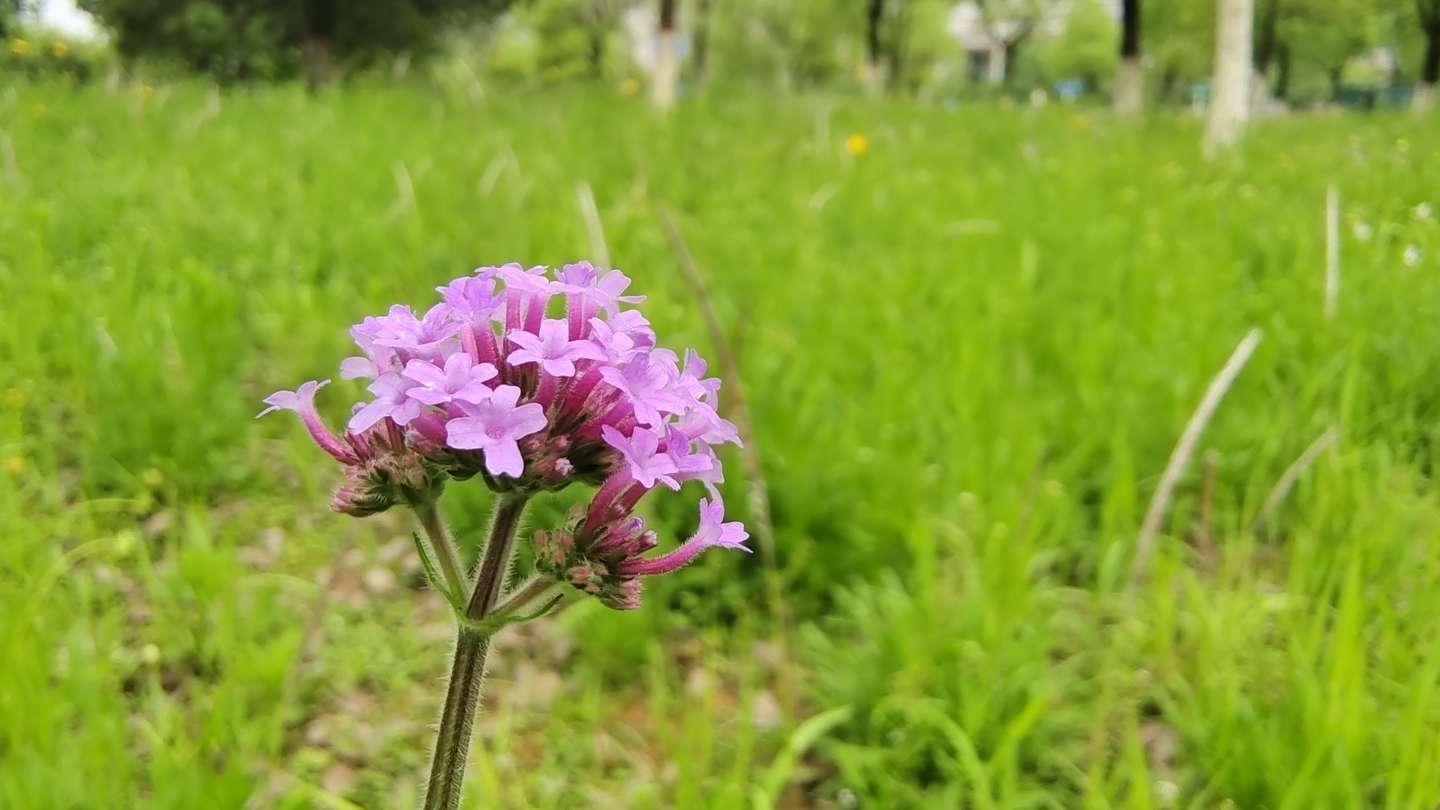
[
  {"left": 1204, "top": 0, "right": 1253, "bottom": 155},
  {"left": 652, "top": 27, "right": 678, "bottom": 110},
  {"left": 1114, "top": 56, "right": 1143, "bottom": 114},
  {"left": 986, "top": 43, "right": 1007, "bottom": 85},
  {"left": 1416, "top": 83, "right": 1436, "bottom": 112}
]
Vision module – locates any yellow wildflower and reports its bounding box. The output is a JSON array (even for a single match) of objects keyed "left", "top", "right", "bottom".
[
  {"left": 845, "top": 133, "right": 869, "bottom": 157},
  {"left": 51, "top": 40, "right": 69, "bottom": 57},
  {"left": 9, "top": 38, "right": 29, "bottom": 56}
]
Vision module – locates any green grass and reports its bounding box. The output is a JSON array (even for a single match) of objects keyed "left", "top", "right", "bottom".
[{"left": 3, "top": 79, "right": 1440, "bottom": 808}]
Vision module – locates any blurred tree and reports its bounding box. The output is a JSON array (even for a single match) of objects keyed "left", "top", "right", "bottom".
[
  {"left": 1274, "top": 0, "right": 1379, "bottom": 102},
  {"left": 1205, "top": 0, "right": 1252, "bottom": 153},
  {"left": 1115, "top": 0, "right": 1143, "bottom": 112},
  {"left": 861, "top": 0, "right": 905, "bottom": 91},
  {"left": 974, "top": 0, "right": 1045, "bottom": 85},
  {"left": 652, "top": 0, "right": 677, "bottom": 106},
  {"left": 1039, "top": 0, "right": 1115, "bottom": 91},
  {"left": 525, "top": 0, "right": 633, "bottom": 80},
  {"left": 0, "top": 1, "right": 16, "bottom": 39},
  {"left": 79, "top": 0, "right": 510, "bottom": 83},
  {"left": 1417, "top": 0, "right": 1440, "bottom": 108},
  {"left": 691, "top": 0, "right": 711, "bottom": 81},
  {"left": 1148, "top": 0, "right": 1213, "bottom": 101},
  {"left": 709, "top": 0, "right": 858, "bottom": 88}
]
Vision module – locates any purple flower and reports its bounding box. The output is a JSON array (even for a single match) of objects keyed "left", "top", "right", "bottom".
[
  {"left": 348, "top": 372, "right": 426, "bottom": 433},
  {"left": 602, "top": 425, "right": 679, "bottom": 489},
  {"left": 673, "top": 349, "right": 721, "bottom": 402},
  {"left": 588, "top": 318, "right": 644, "bottom": 365},
  {"left": 339, "top": 355, "right": 382, "bottom": 380},
  {"left": 599, "top": 352, "right": 686, "bottom": 427},
  {"left": 508, "top": 319, "right": 606, "bottom": 378},
  {"left": 692, "top": 497, "right": 751, "bottom": 551},
  {"left": 437, "top": 274, "right": 502, "bottom": 324},
  {"left": 355, "top": 304, "right": 459, "bottom": 362},
  {"left": 663, "top": 426, "right": 716, "bottom": 481},
  {"left": 553, "top": 261, "right": 598, "bottom": 290},
  {"left": 263, "top": 261, "right": 748, "bottom": 609},
  {"left": 603, "top": 310, "right": 656, "bottom": 347},
  {"left": 675, "top": 401, "right": 741, "bottom": 447},
  {"left": 446, "top": 384, "right": 548, "bottom": 477},
  {"left": 498, "top": 264, "right": 556, "bottom": 332},
  {"left": 257, "top": 380, "right": 358, "bottom": 464},
  {"left": 615, "top": 497, "right": 750, "bottom": 576},
  {"left": 555, "top": 262, "right": 644, "bottom": 316},
  {"left": 403, "top": 354, "right": 497, "bottom": 406}
]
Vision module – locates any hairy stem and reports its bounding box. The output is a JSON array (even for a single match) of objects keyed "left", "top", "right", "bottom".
[
  {"left": 415, "top": 501, "right": 466, "bottom": 602},
  {"left": 423, "top": 494, "right": 529, "bottom": 810},
  {"left": 491, "top": 577, "right": 558, "bottom": 618}
]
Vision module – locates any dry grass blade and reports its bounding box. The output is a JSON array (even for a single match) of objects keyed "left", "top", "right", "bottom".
[
  {"left": 575, "top": 181, "right": 610, "bottom": 269},
  {"left": 1131, "top": 328, "right": 1262, "bottom": 587},
  {"left": 655, "top": 205, "right": 794, "bottom": 708},
  {"left": 1254, "top": 427, "right": 1338, "bottom": 533},
  {"left": 1325, "top": 184, "right": 1340, "bottom": 319}
]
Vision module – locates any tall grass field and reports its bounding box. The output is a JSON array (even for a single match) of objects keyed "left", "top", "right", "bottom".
[{"left": 3, "top": 81, "right": 1440, "bottom": 808}]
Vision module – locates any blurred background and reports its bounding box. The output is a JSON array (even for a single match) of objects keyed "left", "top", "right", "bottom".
[{"left": 3, "top": 0, "right": 1440, "bottom": 807}]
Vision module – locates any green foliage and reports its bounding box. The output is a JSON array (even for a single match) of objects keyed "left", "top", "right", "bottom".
[
  {"left": 5, "top": 82, "right": 1440, "bottom": 807},
  {"left": 77, "top": 0, "right": 502, "bottom": 81},
  {"left": 1036, "top": 0, "right": 1117, "bottom": 88},
  {"left": 1147, "top": 0, "right": 1214, "bottom": 98},
  {"left": 708, "top": 0, "right": 864, "bottom": 88}
]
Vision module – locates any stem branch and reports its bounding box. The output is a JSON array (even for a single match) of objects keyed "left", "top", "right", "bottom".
[
  {"left": 415, "top": 501, "right": 467, "bottom": 602},
  {"left": 423, "top": 494, "right": 529, "bottom": 810}
]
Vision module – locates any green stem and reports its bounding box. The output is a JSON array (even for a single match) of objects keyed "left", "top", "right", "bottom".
[
  {"left": 490, "top": 577, "right": 557, "bottom": 618},
  {"left": 415, "top": 501, "right": 467, "bottom": 603},
  {"left": 423, "top": 494, "right": 528, "bottom": 810}
]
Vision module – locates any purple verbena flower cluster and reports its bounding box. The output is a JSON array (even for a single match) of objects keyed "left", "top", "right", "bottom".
[{"left": 260, "top": 262, "right": 749, "bottom": 608}]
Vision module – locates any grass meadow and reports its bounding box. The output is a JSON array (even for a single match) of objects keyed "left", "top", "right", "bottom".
[{"left": 3, "top": 80, "right": 1440, "bottom": 808}]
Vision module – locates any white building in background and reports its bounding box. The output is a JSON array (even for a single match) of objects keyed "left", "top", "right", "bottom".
[{"left": 26, "top": 0, "right": 103, "bottom": 40}]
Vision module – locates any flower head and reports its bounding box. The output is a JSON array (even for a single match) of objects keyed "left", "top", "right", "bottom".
[{"left": 262, "top": 261, "right": 746, "bottom": 601}]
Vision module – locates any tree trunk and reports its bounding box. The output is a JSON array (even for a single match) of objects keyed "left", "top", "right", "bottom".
[
  {"left": 652, "top": 0, "right": 679, "bottom": 109},
  {"left": 1253, "top": 0, "right": 1277, "bottom": 76},
  {"left": 1115, "top": 0, "right": 1143, "bottom": 113},
  {"left": 864, "top": 0, "right": 886, "bottom": 93},
  {"left": 1274, "top": 41, "right": 1292, "bottom": 101},
  {"left": 1249, "top": 0, "right": 1278, "bottom": 112},
  {"left": 985, "top": 43, "right": 1006, "bottom": 85},
  {"left": 1418, "top": 22, "right": 1440, "bottom": 111},
  {"left": 885, "top": 1, "right": 907, "bottom": 90},
  {"left": 588, "top": 29, "right": 606, "bottom": 80},
  {"left": 301, "top": 34, "right": 334, "bottom": 91},
  {"left": 1204, "top": 0, "right": 1253, "bottom": 155},
  {"left": 692, "top": 0, "right": 712, "bottom": 84},
  {"left": 302, "top": 0, "right": 339, "bottom": 91}
]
